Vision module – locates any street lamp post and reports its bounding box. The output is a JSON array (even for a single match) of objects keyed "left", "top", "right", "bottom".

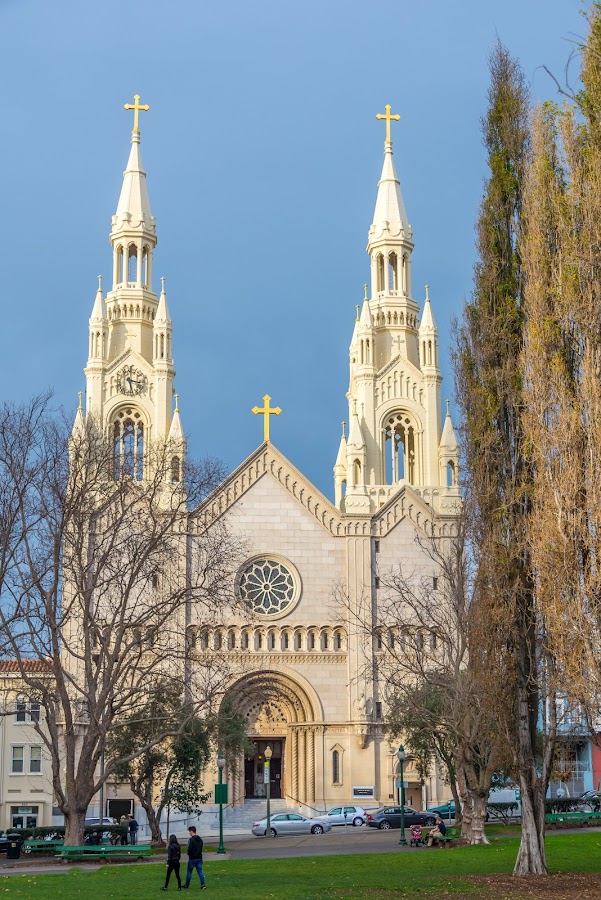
[
  {"left": 397, "top": 745, "right": 407, "bottom": 846},
  {"left": 216, "top": 755, "right": 226, "bottom": 855},
  {"left": 265, "top": 745, "right": 272, "bottom": 838}
]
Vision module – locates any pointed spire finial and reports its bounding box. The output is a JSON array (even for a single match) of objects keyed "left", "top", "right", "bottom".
[
  {"left": 97, "top": 274, "right": 103, "bottom": 292},
  {"left": 446, "top": 399, "right": 450, "bottom": 416},
  {"left": 425, "top": 284, "right": 430, "bottom": 301},
  {"left": 355, "top": 304, "right": 360, "bottom": 321},
  {"left": 175, "top": 393, "right": 180, "bottom": 413},
  {"left": 78, "top": 391, "right": 83, "bottom": 413},
  {"left": 363, "top": 283, "right": 368, "bottom": 301},
  {"left": 375, "top": 104, "right": 400, "bottom": 145},
  {"left": 161, "top": 276, "right": 166, "bottom": 293},
  {"left": 124, "top": 93, "right": 150, "bottom": 136},
  {"left": 341, "top": 421, "right": 346, "bottom": 438}
]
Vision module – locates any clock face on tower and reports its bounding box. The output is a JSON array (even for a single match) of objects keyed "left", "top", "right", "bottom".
[{"left": 116, "top": 365, "right": 148, "bottom": 396}]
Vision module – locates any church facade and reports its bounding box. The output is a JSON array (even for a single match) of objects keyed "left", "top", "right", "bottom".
[{"left": 78, "top": 99, "right": 460, "bottom": 817}]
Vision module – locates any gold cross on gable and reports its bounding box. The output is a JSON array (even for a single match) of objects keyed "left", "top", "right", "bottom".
[
  {"left": 124, "top": 94, "right": 150, "bottom": 133},
  {"left": 252, "top": 394, "right": 282, "bottom": 443},
  {"left": 376, "top": 104, "right": 400, "bottom": 144}
]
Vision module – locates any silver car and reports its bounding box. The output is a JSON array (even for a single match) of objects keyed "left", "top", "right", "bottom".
[
  {"left": 317, "top": 805, "right": 367, "bottom": 827},
  {"left": 251, "top": 813, "right": 333, "bottom": 837}
]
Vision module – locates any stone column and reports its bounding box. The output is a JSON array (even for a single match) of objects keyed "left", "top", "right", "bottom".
[
  {"left": 307, "top": 728, "right": 316, "bottom": 804},
  {"left": 291, "top": 728, "right": 299, "bottom": 801},
  {"left": 298, "top": 728, "right": 307, "bottom": 804}
]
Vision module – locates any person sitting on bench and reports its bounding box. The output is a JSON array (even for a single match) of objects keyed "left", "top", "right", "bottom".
[{"left": 427, "top": 815, "right": 447, "bottom": 847}]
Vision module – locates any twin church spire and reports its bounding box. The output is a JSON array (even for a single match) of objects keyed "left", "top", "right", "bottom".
[
  {"left": 80, "top": 95, "right": 183, "bottom": 483},
  {"left": 335, "top": 105, "right": 459, "bottom": 514}
]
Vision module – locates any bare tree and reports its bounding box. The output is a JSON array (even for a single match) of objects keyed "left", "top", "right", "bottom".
[{"left": 0, "top": 398, "right": 243, "bottom": 845}]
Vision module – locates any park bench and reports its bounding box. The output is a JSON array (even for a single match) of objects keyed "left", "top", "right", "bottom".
[
  {"left": 56, "top": 844, "right": 152, "bottom": 862},
  {"left": 23, "top": 839, "right": 64, "bottom": 853},
  {"left": 545, "top": 812, "right": 588, "bottom": 826}
]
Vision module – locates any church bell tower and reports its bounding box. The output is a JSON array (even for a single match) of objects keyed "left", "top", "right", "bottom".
[
  {"left": 79, "top": 95, "right": 185, "bottom": 482},
  {"left": 334, "top": 105, "right": 459, "bottom": 513}
]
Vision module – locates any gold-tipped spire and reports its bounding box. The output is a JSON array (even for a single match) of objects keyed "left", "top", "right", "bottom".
[
  {"left": 175, "top": 393, "right": 180, "bottom": 413},
  {"left": 341, "top": 421, "right": 346, "bottom": 438},
  {"left": 161, "top": 276, "right": 166, "bottom": 292},
  {"left": 124, "top": 93, "right": 150, "bottom": 134},
  {"left": 425, "top": 284, "right": 430, "bottom": 301},
  {"left": 446, "top": 399, "right": 450, "bottom": 416},
  {"left": 252, "top": 394, "right": 282, "bottom": 443},
  {"left": 375, "top": 104, "right": 400, "bottom": 144},
  {"left": 97, "top": 274, "right": 102, "bottom": 291},
  {"left": 355, "top": 304, "right": 360, "bottom": 321},
  {"left": 77, "top": 391, "right": 83, "bottom": 413},
  {"left": 363, "top": 283, "right": 368, "bottom": 300}
]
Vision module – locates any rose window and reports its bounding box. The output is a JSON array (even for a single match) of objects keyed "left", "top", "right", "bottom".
[{"left": 238, "top": 558, "right": 296, "bottom": 615}]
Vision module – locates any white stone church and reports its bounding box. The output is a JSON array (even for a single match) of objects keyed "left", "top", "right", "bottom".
[{"left": 78, "top": 100, "right": 460, "bottom": 820}]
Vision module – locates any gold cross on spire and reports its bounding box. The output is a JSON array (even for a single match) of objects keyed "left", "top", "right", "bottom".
[
  {"left": 376, "top": 104, "right": 400, "bottom": 144},
  {"left": 252, "top": 394, "right": 282, "bottom": 443},
  {"left": 124, "top": 93, "right": 150, "bottom": 133}
]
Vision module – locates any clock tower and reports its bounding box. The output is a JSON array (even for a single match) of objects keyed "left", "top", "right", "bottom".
[{"left": 82, "top": 96, "right": 184, "bottom": 481}]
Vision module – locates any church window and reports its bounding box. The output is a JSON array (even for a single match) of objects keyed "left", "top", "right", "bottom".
[
  {"left": 430, "top": 632, "right": 437, "bottom": 651},
  {"left": 402, "top": 254, "right": 409, "bottom": 293},
  {"left": 433, "top": 576, "right": 438, "bottom": 590},
  {"left": 241, "top": 631, "right": 249, "bottom": 650},
  {"left": 427, "top": 340, "right": 432, "bottom": 365},
  {"left": 237, "top": 557, "right": 297, "bottom": 617},
  {"left": 269, "top": 631, "right": 276, "bottom": 650},
  {"left": 214, "top": 631, "right": 222, "bottom": 651},
  {"left": 113, "top": 413, "right": 144, "bottom": 480},
  {"left": 447, "top": 460, "right": 456, "bottom": 487},
  {"left": 384, "top": 412, "right": 418, "bottom": 485},
  {"left": 375, "top": 540, "right": 380, "bottom": 554},
  {"left": 170, "top": 456, "right": 180, "bottom": 483},
  {"left": 142, "top": 246, "right": 149, "bottom": 287},
  {"left": 332, "top": 750, "right": 341, "bottom": 784},
  {"left": 416, "top": 631, "right": 424, "bottom": 652},
  {"left": 335, "top": 630, "right": 342, "bottom": 651},
  {"left": 283, "top": 632, "right": 289, "bottom": 650},
  {"left": 228, "top": 629, "right": 236, "bottom": 650},
  {"left": 376, "top": 254, "right": 385, "bottom": 292},
  {"left": 375, "top": 701, "right": 383, "bottom": 719},
  {"left": 366, "top": 339, "right": 370, "bottom": 364},
  {"left": 374, "top": 576, "right": 380, "bottom": 589},
  {"left": 160, "top": 333, "right": 165, "bottom": 359},
  {"left": 116, "top": 245, "right": 124, "bottom": 284},
  {"left": 376, "top": 632, "right": 383, "bottom": 651},
  {"left": 127, "top": 245, "right": 138, "bottom": 284},
  {"left": 322, "top": 632, "right": 329, "bottom": 651},
  {"left": 152, "top": 573, "right": 159, "bottom": 590},
  {"left": 388, "top": 252, "right": 398, "bottom": 291},
  {"left": 308, "top": 631, "right": 316, "bottom": 651},
  {"left": 353, "top": 459, "right": 362, "bottom": 486},
  {"left": 256, "top": 632, "right": 263, "bottom": 650}
]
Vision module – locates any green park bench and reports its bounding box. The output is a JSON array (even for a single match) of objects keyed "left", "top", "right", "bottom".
[
  {"left": 23, "top": 839, "right": 64, "bottom": 853},
  {"left": 545, "top": 812, "right": 588, "bottom": 826},
  {"left": 56, "top": 844, "right": 152, "bottom": 862}
]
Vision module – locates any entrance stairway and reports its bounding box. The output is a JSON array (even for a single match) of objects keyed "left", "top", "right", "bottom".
[{"left": 211, "top": 799, "right": 290, "bottom": 832}]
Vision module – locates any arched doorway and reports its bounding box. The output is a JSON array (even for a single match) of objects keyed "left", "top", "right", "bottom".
[{"left": 223, "top": 671, "right": 319, "bottom": 807}]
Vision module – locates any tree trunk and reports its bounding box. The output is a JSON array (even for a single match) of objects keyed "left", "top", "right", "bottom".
[
  {"left": 450, "top": 780, "right": 462, "bottom": 826},
  {"left": 146, "top": 805, "right": 164, "bottom": 846},
  {"left": 63, "top": 809, "right": 87, "bottom": 846},
  {"left": 456, "top": 768, "right": 472, "bottom": 841},
  {"left": 514, "top": 766, "right": 546, "bottom": 874},
  {"left": 470, "top": 794, "right": 490, "bottom": 845}
]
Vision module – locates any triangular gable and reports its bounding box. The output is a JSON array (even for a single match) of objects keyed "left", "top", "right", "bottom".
[
  {"left": 192, "top": 443, "right": 345, "bottom": 537},
  {"left": 372, "top": 483, "right": 450, "bottom": 539}
]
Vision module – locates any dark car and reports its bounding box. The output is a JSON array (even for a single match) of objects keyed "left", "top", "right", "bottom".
[{"left": 366, "top": 806, "right": 437, "bottom": 830}]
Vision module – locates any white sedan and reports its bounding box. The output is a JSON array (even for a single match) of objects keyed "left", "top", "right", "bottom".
[
  {"left": 251, "top": 813, "right": 333, "bottom": 837},
  {"left": 316, "top": 805, "right": 367, "bottom": 827}
]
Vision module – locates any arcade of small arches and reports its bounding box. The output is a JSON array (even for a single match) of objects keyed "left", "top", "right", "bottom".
[
  {"left": 114, "top": 242, "right": 153, "bottom": 290},
  {"left": 372, "top": 309, "right": 418, "bottom": 329},
  {"left": 373, "top": 251, "right": 410, "bottom": 296},
  {"left": 376, "top": 375, "right": 423, "bottom": 406},
  {"left": 112, "top": 407, "right": 145, "bottom": 481},
  {"left": 383, "top": 411, "right": 421, "bottom": 485},
  {"left": 107, "top": 302, "right": 156, "bottom": 322},
  {"left": 373, "top": 625, "right": 441, "bottom": 654},
  {"left": 188, "top": 624, "right": 348, "bottom": 654}
]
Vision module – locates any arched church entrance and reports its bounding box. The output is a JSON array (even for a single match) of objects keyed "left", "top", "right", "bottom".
[{"left": 223, "top": 671, "right": 319, "bottom": 807}]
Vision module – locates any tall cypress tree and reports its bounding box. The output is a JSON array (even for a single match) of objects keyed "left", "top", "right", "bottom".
[{"left": 455, "top": 42, "right": 553, "bottom": 875}]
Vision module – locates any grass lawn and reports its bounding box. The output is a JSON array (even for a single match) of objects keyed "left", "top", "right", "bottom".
[{"left": 1, "top": 832, "right": 601, "bottom": 899}]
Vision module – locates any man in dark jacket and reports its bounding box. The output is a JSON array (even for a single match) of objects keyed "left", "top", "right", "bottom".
[{"left": 182, "top": 826, "right": 206, "bottom": 890}]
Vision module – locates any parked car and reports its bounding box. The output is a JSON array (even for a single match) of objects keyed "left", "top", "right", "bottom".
[
  {"left": 84, "top": 817, "right": 115, "bottom": 827},
  {"left": 366, "top": 806, "right": 437, "bottom": 829},
  {"left": 251, "top": 813, "right": 333, "bottom": 837},
  {"left": 426, "top": 801, "right": 456, "bottom": 821},
  {"left": 316, "top": 805, "right": 367, "bottom": 827}
]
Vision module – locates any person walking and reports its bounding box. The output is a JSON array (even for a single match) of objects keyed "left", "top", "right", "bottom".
[
  {"left": 160, "top": 834, "right": 182, "bottom": 891},
  {"left": 119, "top": 814, "right": 129, "bottom": 845},
  {"left": 129, "top": 815, "right": 139, "bottom": 845},
  {"left": 182, "top": 826, "right": 206, "bottom": 890}
]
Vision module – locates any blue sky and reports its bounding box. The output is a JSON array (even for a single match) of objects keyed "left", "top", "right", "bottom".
[{"left": 0, "top": 0, "right": 586, "bottom": 498}]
